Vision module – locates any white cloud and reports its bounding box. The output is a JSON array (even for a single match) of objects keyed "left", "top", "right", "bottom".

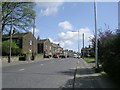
[
  {"left": 30, "top": 28, "right": 40, "bottom": 38},
  {"left": 57, "top": 27, "right": 94, "bottom": 50},
  {"left": 48, "top": 37, "right": 59, "bottom": 44},
  {"left": 37, "top": 2, "right": 64, "bottom": 16},
  {"left": 78, "top": 27, "right": 94, "bottom": 41},
  {"left": 60, "top": 40, "right": 73, "bottom": 49},
  {"left": 58, "top": 21, "right": 73, "bottom": 30},
  {"left": 58, "top": 31, "right": 77, "bottom": 40},
  {"left": 41, "top": 7, "right": 58, "bottom": 16}
]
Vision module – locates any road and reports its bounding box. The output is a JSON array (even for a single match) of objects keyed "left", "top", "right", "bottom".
[{"left": 2, "top": 58, "right": 118, "bottom": 89}]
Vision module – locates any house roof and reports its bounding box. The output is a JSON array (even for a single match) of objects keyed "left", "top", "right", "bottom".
[
  {"left": 2, "top": 32, "right": 32, "bottom": 39},
  {"left": 38, "top": 39, "right": 50, "bottom": 43}
]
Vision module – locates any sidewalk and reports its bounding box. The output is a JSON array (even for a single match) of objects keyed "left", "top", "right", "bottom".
[{"left": 74, "top": 59, "right": 118, "bottom": 88}]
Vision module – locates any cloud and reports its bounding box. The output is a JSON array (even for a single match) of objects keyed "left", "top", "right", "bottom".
[
  {"left": 48, "top": 37, "right": 59, "bottom": 44},
  {"left": 30, "top": 28, "right": 40, "bottom": 38},
  {"left": 58, "top": 21, "right": 73, "bottom": 30},
  {"left": 78, "top": 27, "right": 94, "bottom": 41},
  {"left": 58, "top": 31, "right": 77, "bottom": 40},
  {"left": 41, "top": 7, "right": 58, "bottom": 16},
  {"left": 37, "top": 2, "right": 64, "bottom": 16},
  {"left": 57, "top": 27, "right": 94, "bottom": 50}
]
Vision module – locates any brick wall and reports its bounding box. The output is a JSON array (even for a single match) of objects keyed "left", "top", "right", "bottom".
[{"left": 2, "top": 56, "right": 19, "bottom": 62}]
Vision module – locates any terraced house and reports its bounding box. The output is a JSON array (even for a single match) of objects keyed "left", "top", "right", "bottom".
[
  {"left": 2, "top": 32, "right": 37, "bottom": 56},
  {"left": 37, "top": 39, "right": 52, "bottom": 58}
]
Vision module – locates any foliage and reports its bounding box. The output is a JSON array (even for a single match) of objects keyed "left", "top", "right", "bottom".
[
  {"left": 84, "top": 58, "right": 95, "bottom": 63},
  {"left": 2, "top": 2, "right": 36, "bottom": 33},
  {"left": 102, "top": 34, "right": 120, "bottom": 82},
  {"left": 2, "top": 40, "right": 21, "bottom": 56},
  {"left": 91, "top": 29, "right": 120, "bottom": 83},
  {"left": 81, "top": 46, "right": 95, "bottom": 58},
  {"left": 19, "top": 51, "right": 29, "bottom": 56}
]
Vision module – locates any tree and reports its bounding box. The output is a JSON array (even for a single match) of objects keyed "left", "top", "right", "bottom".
[
  {"left": 2, "top": 2, "right": 36, "bottom": 33},
  {"left": 2, "top": 40, "right": 21, "bottom": 56}
]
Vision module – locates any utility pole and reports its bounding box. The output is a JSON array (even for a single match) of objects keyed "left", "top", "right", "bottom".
[
  {"left": 8, "top": 4, "right": 14, "bottom": 63},
  {"left": 82, "top": 33, "right": 84, "bottom": 59},
  {"left": 94, "top": 0, "right": 99, "bottom": 72}
]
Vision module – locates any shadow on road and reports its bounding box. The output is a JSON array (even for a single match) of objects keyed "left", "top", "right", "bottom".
[{"left": 57, "top": 69, "right": 75, "bottom": 76}]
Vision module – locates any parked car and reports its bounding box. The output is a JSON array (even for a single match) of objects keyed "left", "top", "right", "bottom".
[
  {"left": 59, "top": 55, "right": 66, "bottom": 58},
  {"left": 53, "top": 54, "right": 59, "bottom": 58}
]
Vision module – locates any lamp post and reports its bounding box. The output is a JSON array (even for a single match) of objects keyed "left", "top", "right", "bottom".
[
  {"left": 94, "top": 0, "right": 99, "bottom": 72},
  {"left": 78, "top": 29, "right": 80, "bottom": 58}
]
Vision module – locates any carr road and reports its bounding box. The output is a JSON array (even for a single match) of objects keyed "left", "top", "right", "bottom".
[{"left": 2, "top": 58, "right": 117, "bottom": 89}]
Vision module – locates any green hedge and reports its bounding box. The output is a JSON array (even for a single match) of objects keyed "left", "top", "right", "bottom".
[
  {"left": 2, "top": 40, "right": 21, "bottom": 56},
  {"left": 102, "top": 34, "right": 120, "bottom": 83}
]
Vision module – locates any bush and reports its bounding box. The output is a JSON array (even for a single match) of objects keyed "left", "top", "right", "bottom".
[
  {"left": 91, "top": 30, "right": 120, "bottom": 83},
  {"left": 102, "top": 34, "right": 120, "bottom": 82},
  {"left": 2, "top": 40, "right": 21, "bottom": 56},
  {"left": 19, "top": 51, "right": 29, "bottom": 61}
]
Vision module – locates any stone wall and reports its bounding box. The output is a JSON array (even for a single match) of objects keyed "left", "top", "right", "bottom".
[
  {"left": 35, "top": 54, "right": 44, "bottom": 60},
  {"left": 2, "top": 56, "right": 19, "bottom": 62}
]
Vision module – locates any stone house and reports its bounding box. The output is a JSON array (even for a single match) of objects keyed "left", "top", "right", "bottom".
[
  {"left": 37, "top": 39, "right": 52, "bottom": 58},
  {"left": 2, "top": 32, "right": 37, "bottom": 55},
  {"left": 51, "top": 43, "right": 63, "bottom": 57}
]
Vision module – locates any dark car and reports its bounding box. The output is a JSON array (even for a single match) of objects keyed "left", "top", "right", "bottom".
[
  {"left": 59, "top": 55, "right": 66, "bottom": 58},
  {"left": 53, "top": 54, "right": 59, "bottom": 58}
]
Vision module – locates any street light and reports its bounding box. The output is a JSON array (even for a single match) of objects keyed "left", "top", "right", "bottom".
[{"left": 94, "top": 0, "right": 99, "bottom": 72}]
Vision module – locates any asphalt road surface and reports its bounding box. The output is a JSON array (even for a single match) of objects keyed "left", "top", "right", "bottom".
[{"left": 2, "top": 58, "right": 118, "bottom": 89}]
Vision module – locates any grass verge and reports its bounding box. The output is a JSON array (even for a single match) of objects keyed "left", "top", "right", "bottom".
[{"left": 84, "top": 58, "right": 95, "bottom": 63}]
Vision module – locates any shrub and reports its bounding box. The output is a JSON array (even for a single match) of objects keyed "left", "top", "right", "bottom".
[
  {"left": 102, "top": 34, "right": 120, "bottom": 82},
  {"left": 2, "top": 40, "right": 21, "bottom": 56}
]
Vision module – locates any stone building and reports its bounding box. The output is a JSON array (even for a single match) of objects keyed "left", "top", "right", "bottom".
[
  {"left": 2, "top": 32, "right": 37, "bottom": 55},
  {"left": 37, "top": 39, "right": 52, "bottom": 58}
]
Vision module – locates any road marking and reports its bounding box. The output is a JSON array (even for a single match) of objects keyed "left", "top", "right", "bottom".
[
  {"left": 19, "top": 69, "right": 25, "bottom": 71},
  {"left": 41, "top": 64, "right": 43, "bottom": 66}
]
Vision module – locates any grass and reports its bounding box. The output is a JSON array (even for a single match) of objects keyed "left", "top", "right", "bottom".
[{"left": 84, "top": 58, "right": 95, "bottom": 63}]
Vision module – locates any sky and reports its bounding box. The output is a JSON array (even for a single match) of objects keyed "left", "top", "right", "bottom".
[{"left": 32, "top": 1, "right": 118, "bottom": 52}]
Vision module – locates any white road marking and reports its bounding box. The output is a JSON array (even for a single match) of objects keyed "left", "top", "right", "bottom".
[
  {"left": 19, "top": 69, "right": 25, "bottom": 71},
  {"left": 41, "top": 64, "right": 43, "bottom": 66}
]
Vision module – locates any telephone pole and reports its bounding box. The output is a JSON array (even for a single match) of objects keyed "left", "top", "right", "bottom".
[{"left": 82, "top": 33, "right": 84, "bottom": 59}]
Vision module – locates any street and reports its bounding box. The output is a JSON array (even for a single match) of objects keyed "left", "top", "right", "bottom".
[{"left": 2, "top": 58, "right": 117, "bottom": 89}]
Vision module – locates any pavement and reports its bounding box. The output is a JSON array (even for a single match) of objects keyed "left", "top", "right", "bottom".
[
  {"left": 69, "top": 59, "right": 118, "bottom": 88},
  {"left": 2, "top": 58, "right": 119, "bottom": 89}
]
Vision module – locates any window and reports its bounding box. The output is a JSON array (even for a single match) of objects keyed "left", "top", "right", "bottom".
[{"left": 30, "top": 40, "right": 32, "bottom": 45}]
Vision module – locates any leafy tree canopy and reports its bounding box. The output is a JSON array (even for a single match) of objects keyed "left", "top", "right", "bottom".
[{"left": 2, "top": 2, "right": 36, "bottom": 33}]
